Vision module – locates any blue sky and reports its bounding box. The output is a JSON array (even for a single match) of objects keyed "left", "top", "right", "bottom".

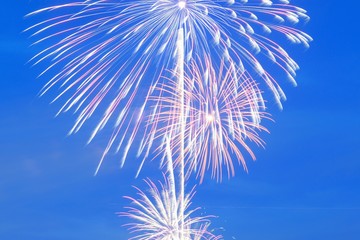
[{"left": 1, "top": 0, "right": 360, "bottom": 239}]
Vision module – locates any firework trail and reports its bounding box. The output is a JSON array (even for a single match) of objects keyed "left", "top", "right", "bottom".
[
  {"left": 121, "top": 138, "right": 222, "bottom": 240},
  {"left": 26, "top": 0, "right": 311, "bottom": 172}
]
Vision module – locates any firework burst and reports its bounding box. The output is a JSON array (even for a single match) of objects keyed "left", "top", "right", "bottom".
[
  {"left": 26, "top": 0, "right": 311, "bottom": 171},
  {"left": 122, "top": 179, "right": 221, "bottom": 240},
  {"left": 147, "top": 58, "right": 269, "bottom": 182},
  {"left": 121, "top": 141, "right": 222, "bottom": 240},
  {"left": 26, "top": 1, "right": 311, "bottom": 238}
]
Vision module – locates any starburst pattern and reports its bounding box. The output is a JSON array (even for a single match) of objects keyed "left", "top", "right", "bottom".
[
  {"left": 122, "top": 179, "right": 221, "bottom": 240},
  {"left": 26, "top": 1, "right": 311, "bottom": 237},
  {"left": 121, "top": 143, "right": 222, "bottom": 239},
  {"left": 147, "top": 58, "right": 269, "bottom": 181},
  {"left": 26, "top": 0, "right": 311, "bottom": 170}
]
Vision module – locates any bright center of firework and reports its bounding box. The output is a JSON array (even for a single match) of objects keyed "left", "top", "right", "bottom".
[
  {"left": 206, "top": 114, "right": 214, "bottom": 122},
  {"left": 178, "top": 1, "right": 186, "bottom": 9}
]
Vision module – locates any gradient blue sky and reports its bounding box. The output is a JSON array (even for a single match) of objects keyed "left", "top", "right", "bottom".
[{"left": 1, "top": 1, "right": 360, "bottom": 239}]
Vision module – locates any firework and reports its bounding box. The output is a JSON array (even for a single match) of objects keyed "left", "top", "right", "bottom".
[
  {"left": 146, "top": 58, "right": 269, "bottom": 182},
  {"left": 26, "top": 0, "right": 310, "bottom": 171},
  {"left": 121, "top": 141, "right": 222, "bottom": 239},
  {"left": 26, "top": 1, "right": 311, "bottom": 238},
  {"left": 122, "top": 179, "right": 222, "bottom": 240}
]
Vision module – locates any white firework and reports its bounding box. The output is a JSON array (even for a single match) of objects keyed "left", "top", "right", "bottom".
[{"left": 26, "top": 0, "right": 311, "bottom": 171}]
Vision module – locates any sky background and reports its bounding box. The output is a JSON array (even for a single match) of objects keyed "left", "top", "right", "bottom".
[{"left": 1, "top": 0, "right": 360, "bottom": 239}]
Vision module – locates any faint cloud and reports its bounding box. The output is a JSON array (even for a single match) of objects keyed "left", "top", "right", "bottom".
[{"left": 22, "top": 158, "right": 42, "bottom": 177}]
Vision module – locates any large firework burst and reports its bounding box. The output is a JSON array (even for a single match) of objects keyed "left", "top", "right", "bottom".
[
  {"left": 26, "top": 0, "right": 311, "bottom": 171},
  {"left": 26, "top": 1, "right": 311, "bottom": 237}
]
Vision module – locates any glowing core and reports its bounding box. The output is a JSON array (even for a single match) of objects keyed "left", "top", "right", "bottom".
[
  {"left": 178, "top": 1, "right": 186, "bottom": 9},
  {"left": 206, "top": 114, "right": 214, "bottom": 122}
]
